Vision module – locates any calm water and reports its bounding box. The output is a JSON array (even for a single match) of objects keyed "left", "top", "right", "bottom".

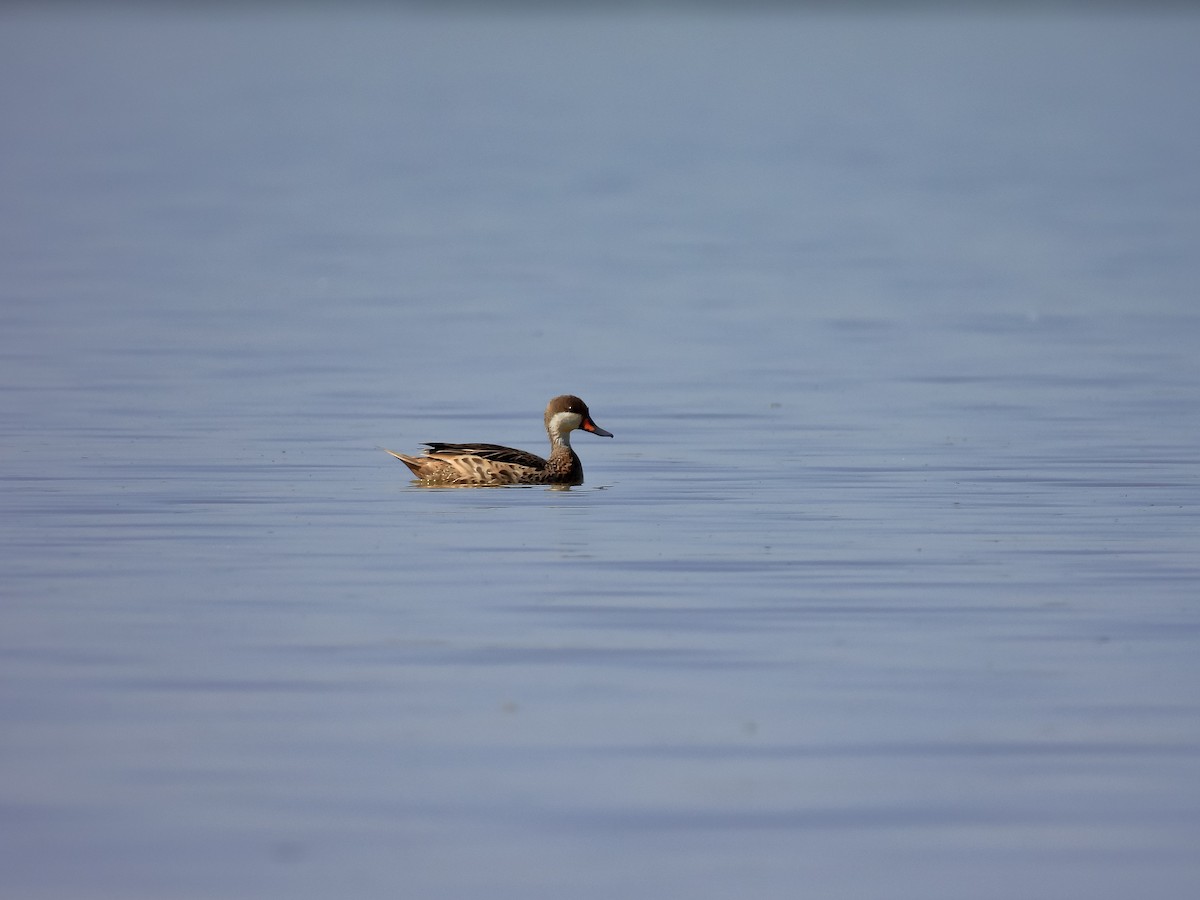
[{"left": 2, "top": 6, "right": 1199, "bottom": 899}]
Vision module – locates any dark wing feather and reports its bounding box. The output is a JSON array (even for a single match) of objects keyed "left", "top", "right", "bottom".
[{"left": 423, "top": 443, "right": 547, "bottom": 469}]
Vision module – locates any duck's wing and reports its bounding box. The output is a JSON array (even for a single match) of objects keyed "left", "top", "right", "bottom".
[{"left": 422, "top": 443, "right": 548, "bottom": 470}]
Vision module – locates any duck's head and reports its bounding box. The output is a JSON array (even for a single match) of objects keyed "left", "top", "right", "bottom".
[{"left": 545, "top": 395, "right": 613, "bottom": 443}]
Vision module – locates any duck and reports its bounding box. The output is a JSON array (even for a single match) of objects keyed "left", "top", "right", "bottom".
[{"left": 385, "top": 395, "right": 612, "bottom": 486}]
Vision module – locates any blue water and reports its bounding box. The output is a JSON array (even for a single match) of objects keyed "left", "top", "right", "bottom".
[{"left": 2, "top": 6, "right": 1199, "bottom": 899}]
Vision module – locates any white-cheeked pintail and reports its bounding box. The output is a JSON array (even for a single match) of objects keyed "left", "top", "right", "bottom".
[{"left": 386, "top": 395, "right": 612, "bottom": 486}]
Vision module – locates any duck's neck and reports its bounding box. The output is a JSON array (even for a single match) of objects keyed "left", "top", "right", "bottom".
[
  {"left": 549, "top": 428, "right": 573, "bottom": 453},
  {"left": 546, "top": 410, "right": 578, "bottom": 453}
]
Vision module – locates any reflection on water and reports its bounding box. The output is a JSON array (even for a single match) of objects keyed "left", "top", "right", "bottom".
[{"left": 2, "top": 6, "right": 1199, "bottom": 900}]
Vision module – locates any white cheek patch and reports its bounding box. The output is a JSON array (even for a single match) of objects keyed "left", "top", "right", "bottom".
[{"left": 547, "top": 411, "right": 583, "bottom": 443}]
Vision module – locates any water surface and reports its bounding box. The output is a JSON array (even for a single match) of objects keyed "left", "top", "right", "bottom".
[{"left": 2, "top": 7, "right": 1199, "bottom": 900}]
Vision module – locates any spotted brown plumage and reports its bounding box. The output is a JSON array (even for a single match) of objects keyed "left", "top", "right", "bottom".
[{"left": 385, "top": 395, "right": 612, "bottom": 486}]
